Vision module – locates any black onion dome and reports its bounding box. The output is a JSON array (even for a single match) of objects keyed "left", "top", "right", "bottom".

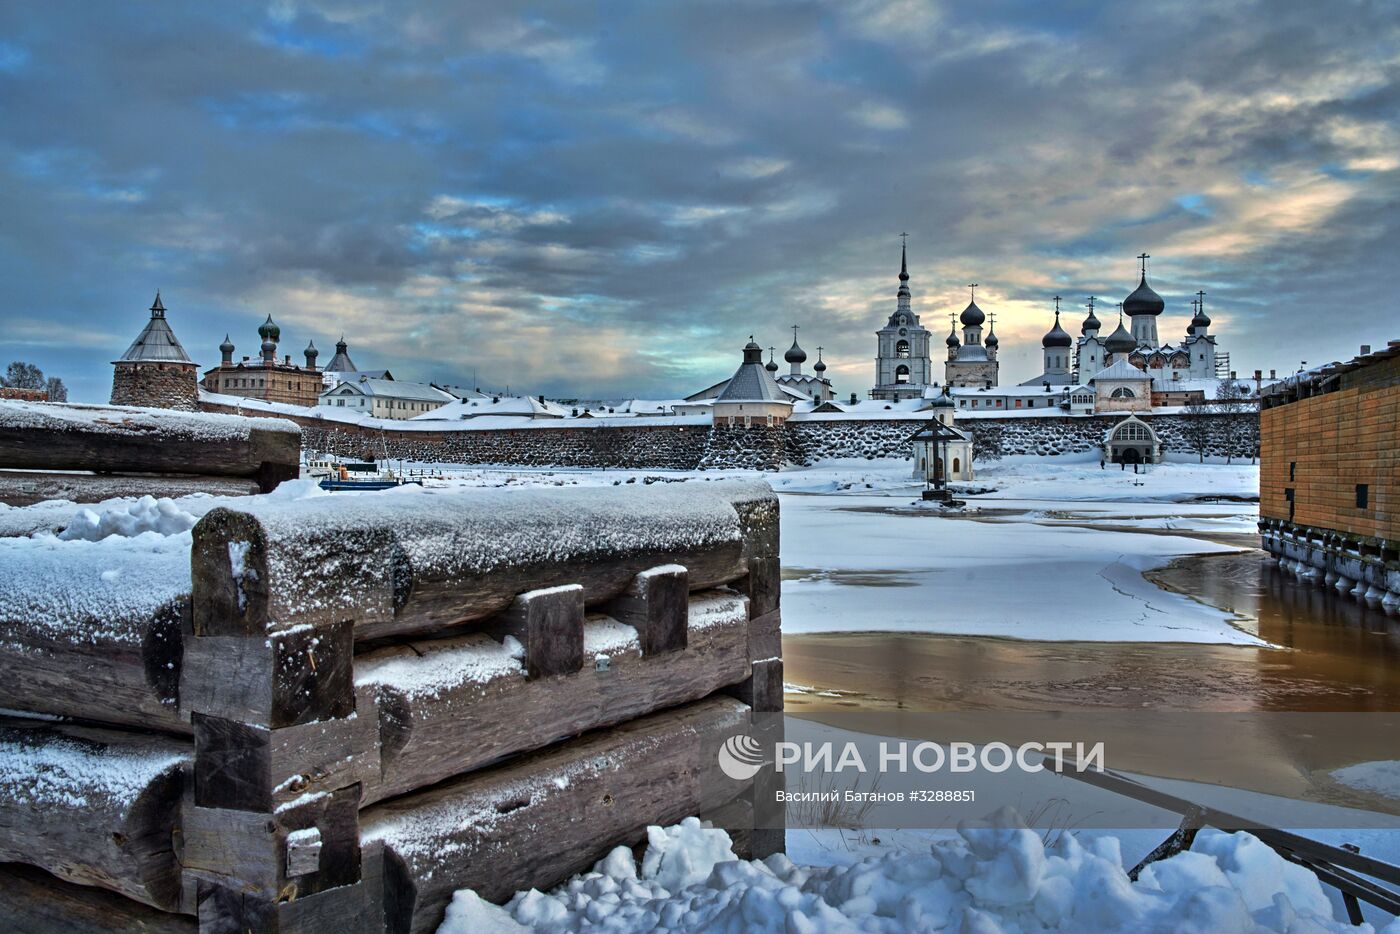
[
  {"left": 765, "top": 357, "right": 779, "bottom": 372},
  {"left": 257, "top": 314, "right": 281, "bottom": 341},
  {"left": 813, "top": 358, "right": 827, "bottom": 372},
  {"left": 1123, "top": 275, "right": 1165, "bottom": 317},
  {"left": 985, "top": 329, "right": 999, "bottom": 348},
  {"left": 1192, "top": 307, "right": 1211, "bottom": 329},
  {"left": 946, "top": 329, "right": 961, "bottom": 348},
  {"left": 1042, "top": 313, "right": 1072, "bottom": 348},
  {"left": 959, "top": 301, "right": 985, "bottom": 327},
  {"left": 1081, "top": 309, "right": 1101, "bottom": 335},
  {"left": 1105, "top": 320, "right": 1136, "bottom": 354},
  {"left": 219, "top": 334, "right": 235, "bottom": 354},
  {"left": 929, "top": 390, "right": 954, "bottom": 408},
  {"left": 784, "top": 340, "right": 807, "bottom": 364}
]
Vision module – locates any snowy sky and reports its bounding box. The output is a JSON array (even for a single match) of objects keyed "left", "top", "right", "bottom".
[{"left": 2, "top": 0, "right": 1398, "bottom": 401}]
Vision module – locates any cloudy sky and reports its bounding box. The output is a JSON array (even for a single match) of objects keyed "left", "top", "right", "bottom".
[{"left": 2, "top": 0, "right": 1397, "bottom": 402}]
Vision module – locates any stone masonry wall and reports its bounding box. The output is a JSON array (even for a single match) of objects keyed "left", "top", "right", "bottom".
[
  {"left": 111, "top": 363, "right": 200, "bottom": 411},
  {"left": 200, "top": 401, "right": 1256, "bottom": 470}
]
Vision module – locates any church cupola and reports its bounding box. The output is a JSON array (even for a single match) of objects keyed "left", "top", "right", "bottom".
[
  {"left": 813, "top": 346, "right": 827, "bottom": 375},
  {"left": 258, "top": 314, "right": 279, "bottom": 364},
  {"left": 784, "top": 325, "right": 807, "bottom": 375},
  {"left": 1041, "top": 303, "right": 1072, "bottom": 349},
  {"left": 1040, "top": 297, "right": 1072, "bottom": 378},
  {"left": 946, "top": 322, "right": 961, "bottom": 354},
  {"left": 219, "top": 333, "right": 235, "bottom": 365},
  {"left": 1081, "top": 295, "right": 1101, "bottom": 336},
  {"left": 1123, "top": 253, "right": 1164, "bottom": 348},
  {"left": 984, "top": 316, "right": 999, "bottom": 359},
  {"left": 742, "top": 336, "right": 764, "bottom": 365},
  {"left": 765, "top": 347, "right": 779, "bottom": 372},
  {"left": 1190, "top": 289, "right": 1211, "bottom": 335},
  {"left": 305, "top": 340, "right": 319, "bottom": 369},
  {"left": 1104, "top": 304, "right": 1137, "bottom": 361}
]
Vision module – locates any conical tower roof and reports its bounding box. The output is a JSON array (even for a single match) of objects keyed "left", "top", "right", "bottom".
[{"left": 114, "top": 292, "right": 195, "bottom": 364}]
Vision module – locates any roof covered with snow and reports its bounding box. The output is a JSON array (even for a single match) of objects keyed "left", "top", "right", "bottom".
[
  {"left": 323, "top": 378, "right": 454, "bottom": 403},
  {"left": 1089, "top": 359, "right": 1153, "bottom": 383},
  {"left": 414, "top": 395, "right": 570, "bottom": 420}
]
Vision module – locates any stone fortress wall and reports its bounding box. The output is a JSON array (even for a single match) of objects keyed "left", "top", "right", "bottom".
[{"left": 201, "top": 400, "right": 1256, "bottom": 471}]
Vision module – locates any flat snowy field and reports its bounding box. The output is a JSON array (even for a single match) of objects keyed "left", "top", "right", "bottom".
[{"left": 392, "top": 452, "right": 1267, "bottom": 645}]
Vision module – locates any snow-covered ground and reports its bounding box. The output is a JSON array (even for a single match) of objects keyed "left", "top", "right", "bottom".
[
  {"left": 0, "top": 454, "right": 1263, "bottom": 645},
  {"left": 438, "top": 811, "right": 1394, "bottom": 933}
]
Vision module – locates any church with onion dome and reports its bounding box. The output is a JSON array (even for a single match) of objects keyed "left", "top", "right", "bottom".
[{"left": 199, "top": 312, "right": 327, "bottom": 407}]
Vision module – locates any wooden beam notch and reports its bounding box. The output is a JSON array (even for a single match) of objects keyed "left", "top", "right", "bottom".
[
  {"left": 491, "top": 585, "right": 585, "bottom": 678},
  {"left": 607, "top": 564, "right": 689, "bottom": 656}
]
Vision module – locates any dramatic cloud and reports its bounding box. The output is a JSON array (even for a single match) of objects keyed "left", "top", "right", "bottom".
[{"left": 1, "top": 0, "right": 1397, "bottom": 402}]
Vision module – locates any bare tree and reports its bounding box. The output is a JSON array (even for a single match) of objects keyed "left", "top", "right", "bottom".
[
  {"left": 2, "top": 361, "right": 44, "bottom": 390},
  {"left": 1213, "top": 378, "right": 1251, "bottom": 464},
  {"left": 44, "top": 375, "right": 68, "bottom": 402},
  {"left": 1181, "top": 396, "right": 1213, "bottom": 462}
]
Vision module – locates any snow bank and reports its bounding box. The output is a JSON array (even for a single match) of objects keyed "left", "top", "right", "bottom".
[
  {"left": 438, "top": 809, "right": 1371, "bottom": 933},
  {"left": 58, "top": 496, "right": 199, "bottom": 541}
]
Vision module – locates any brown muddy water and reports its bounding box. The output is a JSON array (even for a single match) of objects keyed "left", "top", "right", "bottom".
[{"left": 783, "top": 550, "right": 1400, "bottom": 806}]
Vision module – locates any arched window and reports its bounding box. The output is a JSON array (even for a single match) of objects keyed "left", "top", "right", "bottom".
[
  {"left": 952, "top": 457, "right": 961, "bottom": 474},
  {"left": 1115, "top": 422, "right": 1150, "bottom": 441},
  {"left": 1110, "top": 387, "right": 1135, "bottom": 399},
  {"left": 895, "top": 364, "right": 910, "bottom": 384},
  {"left": 896, "top": 340, "right": 910, "bottom": 359}
]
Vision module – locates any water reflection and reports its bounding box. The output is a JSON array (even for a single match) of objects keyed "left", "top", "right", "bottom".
[{"left": 1153, "top": 552, "right": 1400, "bottom": 711}]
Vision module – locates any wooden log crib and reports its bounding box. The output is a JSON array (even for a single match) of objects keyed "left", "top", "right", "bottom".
[{"left": 0, "top": 478, "right": 784, "bottom": 933}]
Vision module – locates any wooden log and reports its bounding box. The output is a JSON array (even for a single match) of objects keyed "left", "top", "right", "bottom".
[
  {"left": 183, "top": 784, "right": 361, "bottom": 903},
  {"left": 361, "top": 695, "right": 753, "bottom": 934},
  {"left": 0, "top": 401, "right": 300, "bottom": 481},
  {"left": 357, "top": 590, "right": 751, "bottom": 805},
  {"left": 0, "top": 862, "right": 196, "bottom": 934},
  {"left": 0, "top": 721, "right": 190, "bottom": 912},
  {"left": 181, "top": 621, "right": 355, "bottom": 729},
  {"left": 191, "top": 483, "right": 772, "bottom": 642},
  {"left": 0, "top": 597, "right": 189, "bottom": 732},
  {"left": 607, "top": 564, "right": 689, "bottom": 655},
  {"left": 0, "top": 470, "right": 260, "bottom": 510},
  {"left": 487, "top": 585, "right": 585, "bottom": 678}
]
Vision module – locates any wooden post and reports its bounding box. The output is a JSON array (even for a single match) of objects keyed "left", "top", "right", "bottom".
[
  {"left": 490, "top": 585, "right": 585, "bottom": 678},
  {"left": 185, "top": 514, "right": 374, "bottom": 933},
  {"left": 607, "top": 565, "right": 689, "bottom": 655}
]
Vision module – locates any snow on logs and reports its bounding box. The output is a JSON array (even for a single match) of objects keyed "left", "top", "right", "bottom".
[
  {"left": 0, "top": 721, "right": 191, "bottom": 913},
  {"left": 361, "top": 695, "right": 751, "bottom": 934},
  {"left": 356, "top": 590, "right": 752, "bottom": 805},
  {"left": 190, "top": 480, "right": 776, "bottom": 641},
  {"left": 0, "top": 400, "right": 300, "bottom": 499},
  {"left": 0, "top": 535, "right": 190, "bottom": 732}
]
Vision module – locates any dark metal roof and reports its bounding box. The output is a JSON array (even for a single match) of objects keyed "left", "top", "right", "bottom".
[
  {"left": 1042, "top": 313, "right": 1072, "bottom": 348},
  {"left": 113, "top": 295, "right": 195, "bottom": 364},
  {"left": 1123, "top": 275, "right": 1165, "bottom": 316},
  {"left": 959, "top": 301, "right": 986, "bottom": 327}
]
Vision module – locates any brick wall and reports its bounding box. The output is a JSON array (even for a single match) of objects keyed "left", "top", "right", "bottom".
[{"left": 1260, "top": 355, "right": 1398, "bottom": 542}]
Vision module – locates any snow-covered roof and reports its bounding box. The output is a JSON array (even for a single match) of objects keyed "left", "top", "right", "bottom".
[
  {"left": 1089, "top": 359, "right": 1153, "bottom": 382},
  {"left": 324, "top": 378, "right": 454, "bottom": 403},
  {"left": 414, "top": 395, "right": 570, "bottom": 420}
]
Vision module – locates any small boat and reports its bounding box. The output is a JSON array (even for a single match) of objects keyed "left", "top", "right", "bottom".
[{"left": 316, "top": 461, "right": 423, "bottom": 492}]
